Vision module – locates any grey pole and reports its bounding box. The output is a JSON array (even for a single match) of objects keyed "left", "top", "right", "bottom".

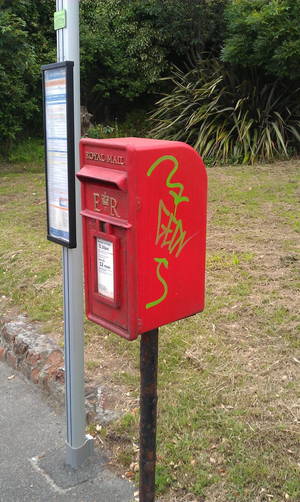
[{"left": 56, "top": 0, "right": 94, "bottom": 467}]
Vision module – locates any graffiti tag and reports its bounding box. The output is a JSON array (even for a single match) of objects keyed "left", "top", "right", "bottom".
[{"left": 146, "top": 155, "right": 193, "bottom": 309}]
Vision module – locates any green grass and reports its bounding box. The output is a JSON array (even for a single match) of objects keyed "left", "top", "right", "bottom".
[
  {"left": 103, "top": 160, "right": 300, "bottom": 501},
  {"left": 0, "top": 169, "right": 63, "bottom": 335},
  {"left": 85, "top": 360, "right": 99, "bottom": 370},
  {"left": 1, "top": 152, "right": 300, "bottom": 501}
]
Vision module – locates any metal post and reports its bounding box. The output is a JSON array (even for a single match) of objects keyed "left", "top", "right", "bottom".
[
  {"left": 56, "top": 0, "right": 94, "bottom": 467},
  {"left": 139, "top": 328, "right": 159, "bottom": 502}
]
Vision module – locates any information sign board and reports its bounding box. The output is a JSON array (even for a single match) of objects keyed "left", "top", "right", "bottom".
[
  {"left": 42, "top": 61, "right": 76, "bottom": 248},
  {"left": 54, "top": 9, "right": 66, "bottom": 30}
]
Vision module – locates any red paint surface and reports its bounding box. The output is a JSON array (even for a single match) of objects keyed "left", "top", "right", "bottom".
[{"left": 78, "top": 138, "right": 207, "bottom": 340}]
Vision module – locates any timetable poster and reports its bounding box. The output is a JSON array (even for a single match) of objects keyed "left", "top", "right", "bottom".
[{"left": 42, "top": 61, "right": 76, "bottom": 248}]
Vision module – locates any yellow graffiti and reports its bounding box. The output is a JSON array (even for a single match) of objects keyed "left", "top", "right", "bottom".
[
  {"left": 147, "top": 155, "right": 189, "bottom": 216},
  {"left": 146, "top": 258, "right": 169, "bottom": 309},
  {"left": 146, "top": 155, "right": 193, "bottom": 309},
  {"left": 156, "top": 199, "right": 194, "bottom": 257}
]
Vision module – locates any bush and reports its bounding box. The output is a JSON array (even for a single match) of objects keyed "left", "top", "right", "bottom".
[
  {"left": 0, "top": 11, "right": 39, "bottom": 151},
  {"left": 221, "top": 0, "right": 300, "bottom": 81},
  {"left": 79, "top": 0, "right": 227, "bottom": 123},
  {"left": 0, "top": 1, "right": 56, "bottom": 151},
  {"left": 84, "top": 110, "right": 149, "bottom": 139},
  {"left": 0, "top": 137, "right": 45, "bottom": 171},
  {"left": 150, "top": 59, "right": 300, "bottom": 164}
]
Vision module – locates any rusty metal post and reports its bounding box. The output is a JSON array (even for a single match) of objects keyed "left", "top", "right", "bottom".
[{"left": 139, "top": 328, "right": 159, "bottom": 502}]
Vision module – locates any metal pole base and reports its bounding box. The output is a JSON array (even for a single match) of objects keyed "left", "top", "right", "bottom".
[
  {"left": 139, "top": 328, "right": 159, "bottom": 502},
  {"left": 65, "top": 434, "right": 94, "bottom": 468}
]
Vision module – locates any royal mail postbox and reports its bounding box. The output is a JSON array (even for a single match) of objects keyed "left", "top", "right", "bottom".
[{"left": 77, "top": 138, "right": 207, "bottom": 341}]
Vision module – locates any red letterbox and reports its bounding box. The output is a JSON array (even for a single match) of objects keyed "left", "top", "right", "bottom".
[{"left": 77, "top": 138, "right": 207, "bottom": 341}]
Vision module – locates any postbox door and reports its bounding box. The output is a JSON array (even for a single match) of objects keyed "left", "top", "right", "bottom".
[
  {"left": 80, "top": 174, "right": 132, "bottom": 336},
  {"left": 84, "top": 216, "right": 129, "bottom": 331}
]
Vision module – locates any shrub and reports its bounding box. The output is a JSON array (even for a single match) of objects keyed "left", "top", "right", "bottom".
[
  {"left": 221, "top": 0, "right": 300, "bottom": 81},
  {"left": 84, "top": 110, "right": 148, "bottom": 139},
  {"left": 150, "top": 59, "right": 300, "bottom": 164}
]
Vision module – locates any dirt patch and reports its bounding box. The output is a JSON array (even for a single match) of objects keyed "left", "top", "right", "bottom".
[{"left": 84, "top": 335, "right": 140, "bottom": 416}]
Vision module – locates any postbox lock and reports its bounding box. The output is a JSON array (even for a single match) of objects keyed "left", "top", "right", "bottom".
[
  {"left": 136, "top": 197, "right": 142, "bottom": 212},
  {"left": 138, "top": 319, "right": 143, "bottom": 331}
]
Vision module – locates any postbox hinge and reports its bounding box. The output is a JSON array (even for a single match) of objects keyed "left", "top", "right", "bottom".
[
  {"left": 138, "top": 319, "right": 143, "bottom": 332},
  {"left": 136, "top": 197, "right": 142, "bottom": 212}
]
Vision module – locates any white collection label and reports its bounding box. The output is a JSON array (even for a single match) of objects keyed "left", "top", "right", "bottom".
[{"left": 97, "top": 238, "right": 114, "bottom": 299}]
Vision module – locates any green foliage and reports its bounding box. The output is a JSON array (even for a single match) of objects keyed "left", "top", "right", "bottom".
[
  {"left": 155, "top": 465, "right": 175, "bottom": 493},
  {"left": 0, "top": 1, "right": 55, "bottom": 151},
  {"left": 150, "top": 59, "right": 300, "bottom": 164},
  {"left": 0, "top": 10, "right": 36, "bottom": 148},
  {"left": 127, "top": 0, "right": 227, "bottom": 61},
  {"left": 0, "top": 137, "right": 44, "bottom": 167},
  {"left": 135, "top": 465, "right": 175, "bottom": 494},
  {"left": 80, "top": 0, "right": 226, "bottom": 122},
  {"left": 84, "top": 110, "right": 148, "bottom": 140},
  {"left": 222, "top": 0, "right": 300, "bottom": 80},
  {"left": 80, "top": 0, "right": 169, "bottom": 121},
  {"left": 5, "top": 0, "right": 56, "bottom": 64},
  {"left": 85, "top": 124, "right": 116, "bottom": 140},
  {"left": 119, "top": 412, "right": 137, "bottom": 432},
  {"left": 0, "top": 0, "right": 226, "bottom": 146}
]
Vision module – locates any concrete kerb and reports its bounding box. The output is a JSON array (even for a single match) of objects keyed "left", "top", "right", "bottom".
[{"left": 0, "top": 315, "right": 120, "bottom": 425}]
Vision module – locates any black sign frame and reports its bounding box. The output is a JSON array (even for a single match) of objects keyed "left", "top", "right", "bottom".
[{"left": 42, "top": 61, "right": 76, "bottom": 248}]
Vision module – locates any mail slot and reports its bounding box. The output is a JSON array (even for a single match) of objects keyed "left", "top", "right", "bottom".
[{"left": 77, "top": 137, "right": 207, "bottom": 341}]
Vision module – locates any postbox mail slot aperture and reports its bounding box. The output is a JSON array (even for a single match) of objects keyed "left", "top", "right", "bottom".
[
  {"left": 78, "top": 165, "right": 129, "bottom": 225},
  {"left": 80, "top": 208, "right": 132, "bottom": 229},
  {"left": 76, "top": 165, "right": 127, "bottom": 192}
]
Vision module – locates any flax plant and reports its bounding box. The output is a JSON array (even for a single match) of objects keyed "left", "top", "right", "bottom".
[{"left": 150, "top": 59, "right": 300, "bottom": 164}]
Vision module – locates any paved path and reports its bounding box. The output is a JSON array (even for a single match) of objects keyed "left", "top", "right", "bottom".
[{"left": 0, "top": 361, "right": 136, "bottom": 502}]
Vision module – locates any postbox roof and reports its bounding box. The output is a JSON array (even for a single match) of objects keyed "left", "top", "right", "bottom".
[{"left": 82, "top": 137, "right": 194, "bottom": 151}]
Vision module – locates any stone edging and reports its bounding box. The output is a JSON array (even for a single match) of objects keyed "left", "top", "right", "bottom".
[
  {"left": 0, "top": 316, "right": 119, "bottom": 425},
  {"left": 0, "top": 315, "right": 65, "bottom": 405}
]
